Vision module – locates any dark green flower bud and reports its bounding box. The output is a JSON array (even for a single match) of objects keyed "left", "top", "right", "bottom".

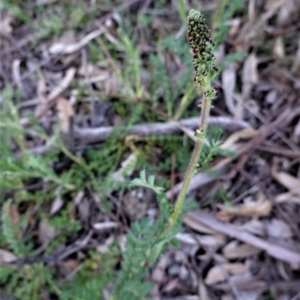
[{"left": 187, "top": 9, "right": 218, "bottom": 94}]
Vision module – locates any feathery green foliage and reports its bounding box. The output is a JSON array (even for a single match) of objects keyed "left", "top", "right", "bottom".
[
  {"left": 212, "top": 0, "right": 248, "bottom": 70},
  {"left": 111, "top": 171, "right": 182, "bottom": 300},
  {"left": 60, "top": 247, "right": 119, "bottom": 300},
  {"left": 213, "top": 0, "right": 246, "bottom": 48},
  {"left": 198, "top": 127, "right": 236, "bottom": 171},
  {"left": 1, "top": 199, "right": 29, "bottom": 256},
  {"left": 149, "top": 35, "right": 194, "bottom": 118}
]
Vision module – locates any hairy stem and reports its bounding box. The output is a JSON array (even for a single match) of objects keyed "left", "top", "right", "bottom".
[{"left": 168, "top": 92, "right": 212, "bottom": 228}]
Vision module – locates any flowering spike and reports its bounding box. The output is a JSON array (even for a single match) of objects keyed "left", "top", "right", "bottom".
[{"left": 187, "top": 9, "right": 218, "bottom": 94}]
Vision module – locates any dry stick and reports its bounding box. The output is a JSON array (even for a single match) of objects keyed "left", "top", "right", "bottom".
[
  {"left": 187, "top": 210, "right": 300, "bottom": 264},
  {"left": 214, "top": 280, "right": 300, "bottom": 293},
  {"left": 74, "top": 116, "right": 251, "bottom": 143},
  {"left": 17, "top": 116, "right": 250, "bottom": 157},
  {"left": 290, "top": 291, "right": 300, "bottom": 300}
]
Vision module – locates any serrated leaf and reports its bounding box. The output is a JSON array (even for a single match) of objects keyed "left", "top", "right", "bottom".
[
  {"left": 124, "top": 280, "right": 153, "bottom": 296},
  {"left": 130, "top": 178, "right": 143, "bottom": 187},
  {"left": 170, "top": 238, "right": 180, "bottom": 248},
  {"left": 163, "top": 223, "right": 182, "bottom": 240},
  {"left": 148, "top": 175, "right": 155, "bottom": 186},
  {"left": 151, "top": 240, "right": 167, "bottom": 262},
  {"left": 140, "top": 170, "right": 146, "bottom": 182}
]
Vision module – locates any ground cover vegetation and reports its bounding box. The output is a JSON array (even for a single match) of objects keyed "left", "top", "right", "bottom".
[{"left": 0, "top": 0, "right": 300, "bottom": 300}]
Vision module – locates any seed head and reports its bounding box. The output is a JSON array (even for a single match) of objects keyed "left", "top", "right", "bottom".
[{"left": 187, "top": 9, "right": 218, "bottom": 92}]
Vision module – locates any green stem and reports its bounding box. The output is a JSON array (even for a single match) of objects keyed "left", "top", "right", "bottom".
[
  {"left": 168, "top": 92, "right": 212, "bottom": 229},
  {"left": 174, "top": 84, "right": 195, "bottom": 120}
]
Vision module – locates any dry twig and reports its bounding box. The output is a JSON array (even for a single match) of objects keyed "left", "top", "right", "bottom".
[
  {"left": 74, "top": 116, "right": 251, "bottom": 143},
  {"left": 186, "top": 210, "right": 300, "bottom": 264}
]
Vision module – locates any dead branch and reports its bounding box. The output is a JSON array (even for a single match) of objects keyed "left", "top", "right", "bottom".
[
  {"left": 186, "top": 210, "right": 300, "bottom": 264},
  {"left": 74, "top": 116, "right": 251, "bottom": 144}
]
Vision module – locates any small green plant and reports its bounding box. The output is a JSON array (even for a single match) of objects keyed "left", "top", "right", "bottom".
[
  {"left": 149, "top": 34, "right": 194, "bottom": 119},
  {"left": 59, "top": 246, "right": 119, "bottom": 300},
  {"left": 212, "top": 0, "right": 248, "bottom": 70},
  {"left": 111, "top": 9, "right": 220, "bottom": 299},
  {"left": 111, "top": 171, "right": 182, "bottom": 300},
  {"left": 212, "top": 0, "right": 246, "bottom": 48},
  {"left": 169, "top": 8, "right": 218, "bottom": 228}
]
